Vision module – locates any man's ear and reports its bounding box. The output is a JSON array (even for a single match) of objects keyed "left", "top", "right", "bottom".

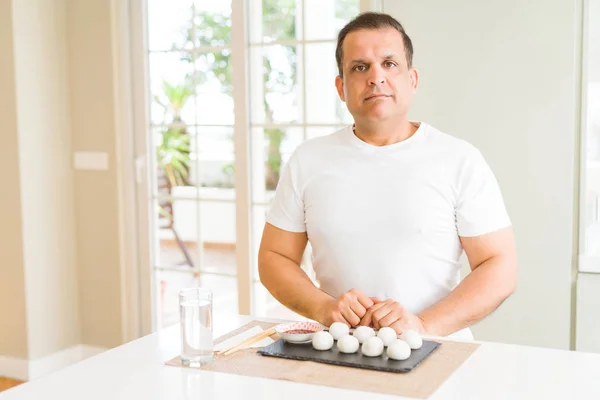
[
  {"left": 410, "top": 68, "right": 419, "bottom": 92},
  {"left": 335, "top": 75, "right": 345, "bottom": 102}
]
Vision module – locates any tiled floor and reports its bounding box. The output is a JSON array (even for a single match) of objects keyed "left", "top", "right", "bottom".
[{"left": 158, "top": 240, "right": 237, "bottom": 275}]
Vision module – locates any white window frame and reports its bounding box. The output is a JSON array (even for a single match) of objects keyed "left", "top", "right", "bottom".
[
  {"left": 113, "top": 0, "right": 380, "bottom": 338},
  {"left": 578, "top": 0, "right": 600, "bottom": 273}
]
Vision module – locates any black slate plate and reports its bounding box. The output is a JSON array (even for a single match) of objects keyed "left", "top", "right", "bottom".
[{"left": 257, "top": 339, "right": 441, "bottom": 373}]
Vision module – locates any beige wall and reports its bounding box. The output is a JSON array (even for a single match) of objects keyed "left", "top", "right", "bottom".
[
  {"left": 67, "top": 0, "right": 124, "bottom": 348},
  {"left": 0, "top": 0, "right": 28, "bottom": 360},
  {"left": 11, "top": 0, "right": 81, "bottom": 360},
  {"left": 0, "top": 0, "right": 125, "bottom": 365}
]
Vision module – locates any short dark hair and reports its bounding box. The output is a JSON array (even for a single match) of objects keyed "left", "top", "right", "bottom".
[{"left": 335, "top": 12, "right": 414, "bottom": 77}]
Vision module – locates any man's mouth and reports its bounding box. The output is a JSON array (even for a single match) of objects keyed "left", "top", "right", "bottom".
[{"left": 364, "top": 94, "right": 391, "bottom": 101}]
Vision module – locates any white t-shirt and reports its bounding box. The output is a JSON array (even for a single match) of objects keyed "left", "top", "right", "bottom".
[{"left": 266, "top": 122, "right": 511, "bottom": 339}]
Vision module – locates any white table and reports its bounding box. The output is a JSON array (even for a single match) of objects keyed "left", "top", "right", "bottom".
[{"left": 2, "top": 314, "right": 600, "bottom": 400}]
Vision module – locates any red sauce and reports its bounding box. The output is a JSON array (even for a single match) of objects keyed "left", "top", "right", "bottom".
[{"left": 284, "top": 329, "right": 314, "bottom": 334}]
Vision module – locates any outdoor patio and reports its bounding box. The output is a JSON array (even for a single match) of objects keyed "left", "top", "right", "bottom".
[{"left": 157, "top": 240, "right": 305, "bottom": 328}]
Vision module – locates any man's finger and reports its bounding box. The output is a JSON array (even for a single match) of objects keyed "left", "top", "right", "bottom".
[
  {"left": 373, "top": 309, "right": 393, "bottom": 330},
  {"left": 378, "top": 308, "right": 403, "bottom": 328},
  {"left": 340, "top": 307, "right": 361, "bottom": 327},
  {"left": 360, "top": 301, "right": 387, "bottom": 326},
  {"left": 349, "top": 301, "right": 367, "bottom": 319},
  {"left": 331, "top": 311, "right": 351, "bottom": 326},
  {"left": 352, "top": 289, "right": 375, "bottom": 310},
  {"left": 358, "top": 312, "right": 372, "bottom": 327},
  {"left": 390, "top": 320, "right": 409, "bottom": 335},
  {"left": 372, "top": 302, "right": 394, "bottom": 329}
]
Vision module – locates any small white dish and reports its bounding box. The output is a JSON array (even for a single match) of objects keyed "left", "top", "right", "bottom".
[{"left": 275, "top": 321, "right": 323, "bottom": 344}]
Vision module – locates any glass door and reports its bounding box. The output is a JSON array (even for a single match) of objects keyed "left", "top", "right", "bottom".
[
  {"left": 141, "top": 0, "right": 363, "bottom": 329},
  {"left": 146, "top": 0, "right": 238, "bottom": 329}
]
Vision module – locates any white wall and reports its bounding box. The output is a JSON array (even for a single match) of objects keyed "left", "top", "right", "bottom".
[
  {"left": 577, "top": 273, "right": 600, "bottom": 352},
  {"left": 384, "top": 0, "right": 580, "bottom": 349}
]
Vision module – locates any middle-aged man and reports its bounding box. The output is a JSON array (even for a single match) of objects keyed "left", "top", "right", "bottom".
[{"left": 258, "top": 12, "right": 518, "bottom": 339}]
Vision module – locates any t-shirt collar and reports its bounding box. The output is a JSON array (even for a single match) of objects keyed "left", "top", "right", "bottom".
[{"left": 348, "top": 121, "right": 427, "bottom": 151}]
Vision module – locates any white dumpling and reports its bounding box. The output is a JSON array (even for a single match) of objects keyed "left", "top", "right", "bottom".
[
  {"left": 361, "top": 336, "right": 384, "bottom": 357},
  {"left": 353, "top": 326, "right": 375, "bottom": 344},
  {"left": 387, "top": 339, "right": 411, "bottom": 360},
  {"left": 400, "top": 330, "right": 423, "bottom": 349},
  {"left": 312, "top": 331, "right": 334, "bottom": 351},
  {"left": 377, "top": 327, "right": 397, "bottom": 346},
  {"left": 329, "top": 322, "right": 350, "bottom": 340},
  {"left": 336, "top": 334, "right": 359, "bottom": 354}
]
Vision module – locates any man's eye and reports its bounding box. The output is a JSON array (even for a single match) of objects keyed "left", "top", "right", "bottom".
[
  {"left": 353, "top": 65, "right": 367, "bottom": 72},
  {"left": 384, "top": 61, "right": 397, "bottom": 68}
]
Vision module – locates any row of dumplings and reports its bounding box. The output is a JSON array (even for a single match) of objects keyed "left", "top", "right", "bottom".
[{"left": 312, "top": 322, "right": 423, "bottom": 360}]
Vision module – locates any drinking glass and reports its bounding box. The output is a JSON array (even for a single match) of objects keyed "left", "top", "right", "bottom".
[{"left": 179, "top": 288, "right": 213, "bottom": 366}]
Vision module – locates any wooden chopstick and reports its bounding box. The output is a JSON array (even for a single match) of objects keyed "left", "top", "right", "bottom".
[
  {"left": 217, "top": 327, "right": 277, "bottom": 356},
  {"left": 221, "top": 327, "right": 276, "bottom": 356}
]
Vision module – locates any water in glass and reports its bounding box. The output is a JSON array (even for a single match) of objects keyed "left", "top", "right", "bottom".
[{"left": 180, "top": 289, "right": 213, "bottom": 365}]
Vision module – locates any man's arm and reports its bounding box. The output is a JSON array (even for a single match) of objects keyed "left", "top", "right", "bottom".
[
  {"left": 417, "top": 226, "right": 518, "bottom": 336},
  {"left": 258, "top": 223, "right": 326, "bottom": 319},
  {"left": 258, "top": 222, "right": 375, "bottom": 326}
]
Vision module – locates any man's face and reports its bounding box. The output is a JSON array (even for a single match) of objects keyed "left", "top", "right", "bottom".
[{"left": 335, "top": 28, "right": 418, "bottom": 124}]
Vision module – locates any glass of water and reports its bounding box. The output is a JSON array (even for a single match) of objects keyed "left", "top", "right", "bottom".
[{"left": 179, "top": 287, "right": 213, "bottom": 366}]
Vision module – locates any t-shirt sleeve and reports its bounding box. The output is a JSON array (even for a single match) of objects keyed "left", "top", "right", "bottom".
[
  {"left": 265, "top": 153, "right": 306, "bottom": 233},
  {"left": 455, "top": 149, "right": 512, "bottom": 237}
]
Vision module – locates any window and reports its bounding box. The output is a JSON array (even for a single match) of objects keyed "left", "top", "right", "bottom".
[
  {"left": 247, "top": 0, "right": 359, "bottom": 317},
  {"left": 144, "top": 0, "right": 363, "bottom": 329}
]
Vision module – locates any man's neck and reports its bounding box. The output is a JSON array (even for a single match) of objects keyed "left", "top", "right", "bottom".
[{"left": 353, "top": 119, "right": 419, "bottom": 147}]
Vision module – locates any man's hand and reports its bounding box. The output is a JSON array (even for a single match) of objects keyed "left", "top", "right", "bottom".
[
  {"left": 318, "top": 288, "right": 377, "bottom": 327},
  {"left": 360, "top": 299, "right": 426, "bottom": 334}
]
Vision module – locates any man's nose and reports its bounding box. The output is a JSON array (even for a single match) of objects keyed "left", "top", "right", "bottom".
[{"left": 368, "top": 65, "right": 385, "bottom": 86}]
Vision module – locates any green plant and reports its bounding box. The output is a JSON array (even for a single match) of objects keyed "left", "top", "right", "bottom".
[
  {"left": 154, "top": 78, "right": 195, "bottom": 187},
  {"left": 153, "top": 78, "right": 195, "bottom": 268},
  {"left": 156, "top": 126, "right": 191, "bottom": 187},
  {"left": 154, "top": 78, "right": 195, "bottom": 123},
  {"left": 265, "top": 128, "right": 285, "bottom": 190}
]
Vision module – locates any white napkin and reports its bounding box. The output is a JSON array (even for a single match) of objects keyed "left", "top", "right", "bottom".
[{"left": 213, "top": 326, "right": 275, "bottom": 352}]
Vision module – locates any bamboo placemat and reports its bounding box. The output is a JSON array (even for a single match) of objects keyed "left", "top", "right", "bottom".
[{"left": 166, "top": 320, "right": 479, "bottom": 399}]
